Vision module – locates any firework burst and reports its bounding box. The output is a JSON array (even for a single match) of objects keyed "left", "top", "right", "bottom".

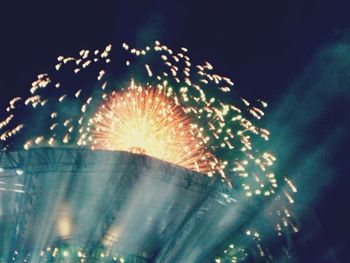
[{"left": 90, "top": 81, "right": 217, "bottom": 174}]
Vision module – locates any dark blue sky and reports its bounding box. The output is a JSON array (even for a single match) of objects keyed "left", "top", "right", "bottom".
[
  {"left": 0, "top": 0, "right": 349, "bottom": 261},
  {"left": 0, "top": 0, "right": 348, "bottom": 100}
]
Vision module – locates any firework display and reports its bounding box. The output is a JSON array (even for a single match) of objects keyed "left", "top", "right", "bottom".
[{"left": 0, "top": 41, "right": 299, "bottom": 262}]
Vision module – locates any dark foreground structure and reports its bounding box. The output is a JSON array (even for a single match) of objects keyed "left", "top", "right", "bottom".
[{"left": 0, "top": 147, "right": 237, "bottom": 262}]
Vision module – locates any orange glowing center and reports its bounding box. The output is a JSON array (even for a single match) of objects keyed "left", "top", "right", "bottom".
[{"left": 91, "top": 84, "right": 215, "bottom": 174}]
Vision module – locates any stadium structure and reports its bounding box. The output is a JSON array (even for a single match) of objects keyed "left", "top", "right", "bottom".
[{"left": 0, "top": 147, "right": 242, "bottom": 262}]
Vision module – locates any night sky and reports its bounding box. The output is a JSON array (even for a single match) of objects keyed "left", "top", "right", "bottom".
[{"left": 0, "top": 0, "right": 349, "bottom": 261}]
